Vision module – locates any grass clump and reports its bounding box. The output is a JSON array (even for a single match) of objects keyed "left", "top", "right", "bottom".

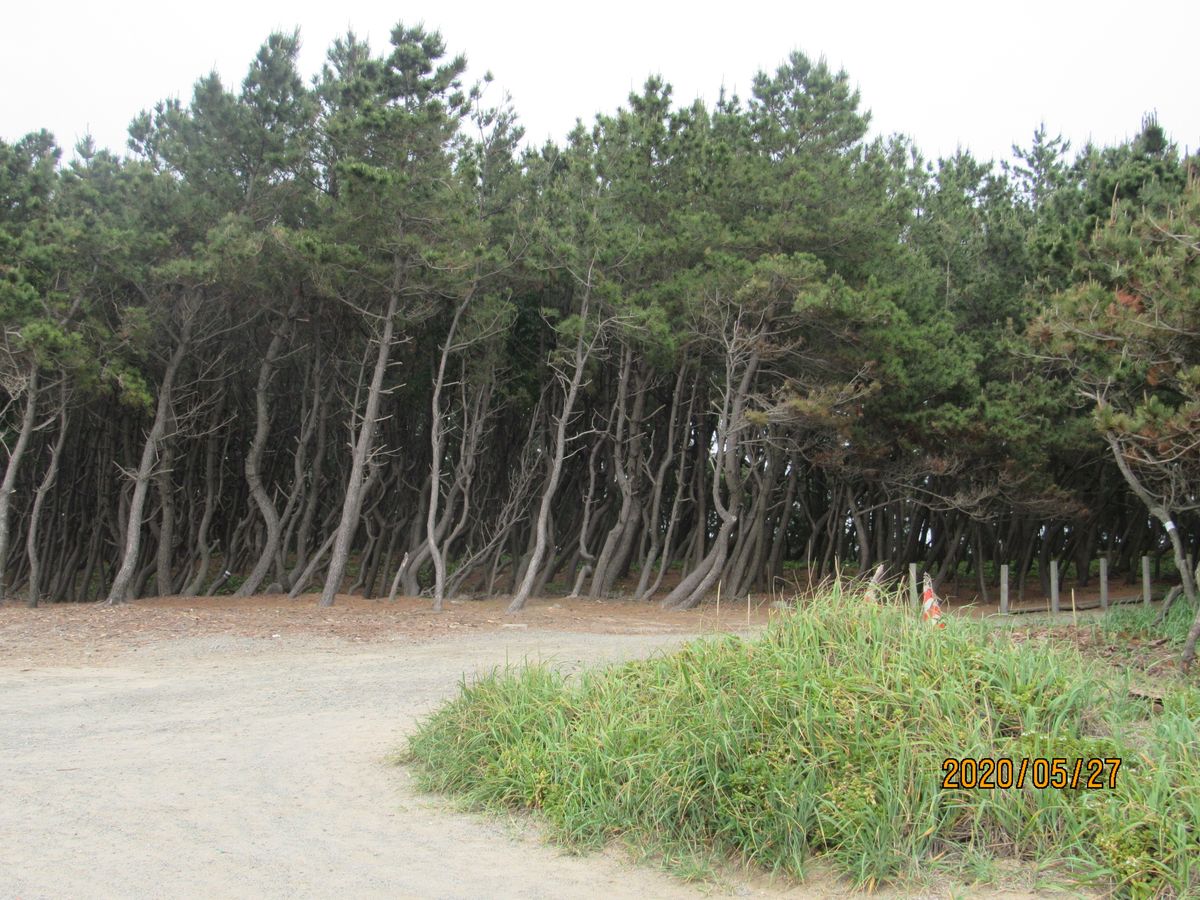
[
  {"left": 405, "top": 588, "right": 1200, "bottom": 896},
  {"left": 1103, "top": 597, "right": 1198, "bottom": 648}
]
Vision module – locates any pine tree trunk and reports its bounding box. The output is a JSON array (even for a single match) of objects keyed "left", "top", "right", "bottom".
[
  {"left": 183, "top": 426, "right": 220, "bottom": 596},
  {"left": 26, "top": 393, "right": 67, "bottom": 607},
  {"left": 237, "top": 307, "right": 296, "bottom": 596},
  {"left": 1105, "top": 433, "right": 1200, "bottom": 667},
  {"left": 106, "top": 331, "right": 190, "bottom": 605},
  {"left": 426, "top": 293, "right": 472, "bottom": 610},
  {"left": 154, "top": 428, "right": 177, "bottom": 596},
  {"left": 0, "top": 365, "right": 39, "bottom": 600},
  {"left": 507, "top": 282, "right": 595, "bottom": 614},
  {"left": 320, "top": 286, "right": 399, "bottom": 607},
  {"left": 663, "top": 347, "right": 758, "bottom": 610}
]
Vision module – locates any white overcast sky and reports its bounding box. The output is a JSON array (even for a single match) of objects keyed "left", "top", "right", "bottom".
[{"left": 2, "top": 0, "right": 1197, "bottom": 166}]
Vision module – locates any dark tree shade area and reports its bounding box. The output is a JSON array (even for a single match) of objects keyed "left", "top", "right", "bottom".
[{"left": 3, "top": 27, "right": 1199, "bottom": 657}]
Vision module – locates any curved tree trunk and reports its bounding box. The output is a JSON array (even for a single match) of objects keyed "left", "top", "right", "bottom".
[
  {"left": 764, "top": 454, "right": 800, "bottom": 591},
  {"left": 507, "top": 276, "right": 597, "bottom": 614},
  {"left": 237, "top": 305, "right": 297, "bottom": 596},
  {"left": 286, "top": 386, "right": 328, "bottom": 591},
  {"left": 1106, "top": 432, "right": 1200, "bottom": 668},
  {"left": 588, "top": 348, "right": 642, "bottom": 597},
  {"left": 106, "top": 329, "right": 190, "bottom": 605},
  {"left": 182, "top": 424, "right": 220, "bottom": 596},
  {"left": 663, "top": 345, "right": 758, "bottom": 610},
  {"left": 26, "top": 390, "right": 67, "bottom": 607},
  {"left": 426, "top": 292, "right": 472, "bottom": 610},
  {"left": 0, "top": 365, "right": 39, "bottom": 600},
  {"left": 320, "top": 284, "right": 399, "bottom": 607}
]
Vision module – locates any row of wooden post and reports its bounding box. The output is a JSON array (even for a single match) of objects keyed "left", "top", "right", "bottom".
[{"left": 905, "top": 555, "right": 1195, "bottom": 615}]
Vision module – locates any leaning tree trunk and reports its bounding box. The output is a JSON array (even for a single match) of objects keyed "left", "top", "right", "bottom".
[
  {"left": 662, "top": 347, "right": 759, "bottom": 611},
  {"left": 588, "top": 348, "right": 637, "bottom": 597},
  {"left": 1105, "top": 433, "right": 1200, "bottom": 668},
  {"left": 286, "top": 385, "right": 328, "bottom": 590},
  {"left": 634, "top": 366, "right": 688, "bottom": 599},
  {"left": 320, "top": 284, "right": 399, "bottom": 608},
  {"left": 182, "top": 423, "right": 220, "bottom": 596},
  {"left": 154, "top": 418, "right": 178, "bottom": 597},
  {"left": 426, "top": 292, "right": 472, "bottom": 610},
  {"left": 105, "top": 330, "right": 190, "bottom": 605},
  {"left": 764, "top": 454, "right": 801, "bottom": 589},
  {"left": 237, "top": 305, "right": 297, "bottom": 596},
  {"left": 568, "top": 441, "right": 604, "bottom": 597},
  {"left": 507, "top": 279, "right": 596, "bottom": 614},
  {"left": 26, "top": 391, "right": 67, "bottom": 607},
  {"left": 0, "top": 365, "right": 39, "bottom": 600}
]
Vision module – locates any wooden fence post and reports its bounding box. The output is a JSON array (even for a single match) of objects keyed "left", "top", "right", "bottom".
[
  {"left": 1143, "top": 555, "right": 1152, "bottom": 606},
  {"left": 1099, "top": 558, "right": 1108, "bottom": 611},
  {"left": 1050, "top": 559, "right": 1060, "bottom": 614},
  {"left": 909, "top": 563, "right": 918, "bottom": 607},
  {"left": 1000, "top": 564, "right": 1009, "bottom": 615}
]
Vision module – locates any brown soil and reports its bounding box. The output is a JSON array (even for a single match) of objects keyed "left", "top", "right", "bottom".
[{"left": 0, "top": 593, "right": 778, "bottom": 666}]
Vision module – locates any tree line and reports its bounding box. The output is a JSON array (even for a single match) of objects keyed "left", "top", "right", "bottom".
[{"left": 2, "top": 25, "right": 1198, "bottom": 658}]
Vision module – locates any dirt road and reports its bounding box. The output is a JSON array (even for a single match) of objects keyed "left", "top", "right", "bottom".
[
  {"left": 1, "top": 597, "right": 1057, "bottom": 899},
  {"left": 1, "top": 607, "right": 774, "bottom": 900}
]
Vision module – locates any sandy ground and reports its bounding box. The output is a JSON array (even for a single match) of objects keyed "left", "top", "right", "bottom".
[
  {"left": 0, "top": 597, "right": 785, "bottom": 900},
  {"left": 0, "top": 596, "right": 1061, "bottom": 899}
]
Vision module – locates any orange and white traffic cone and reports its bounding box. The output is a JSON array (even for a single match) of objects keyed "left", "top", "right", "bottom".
[{"left": 922, "top": 573, "right": 946, "bottom": 628}]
